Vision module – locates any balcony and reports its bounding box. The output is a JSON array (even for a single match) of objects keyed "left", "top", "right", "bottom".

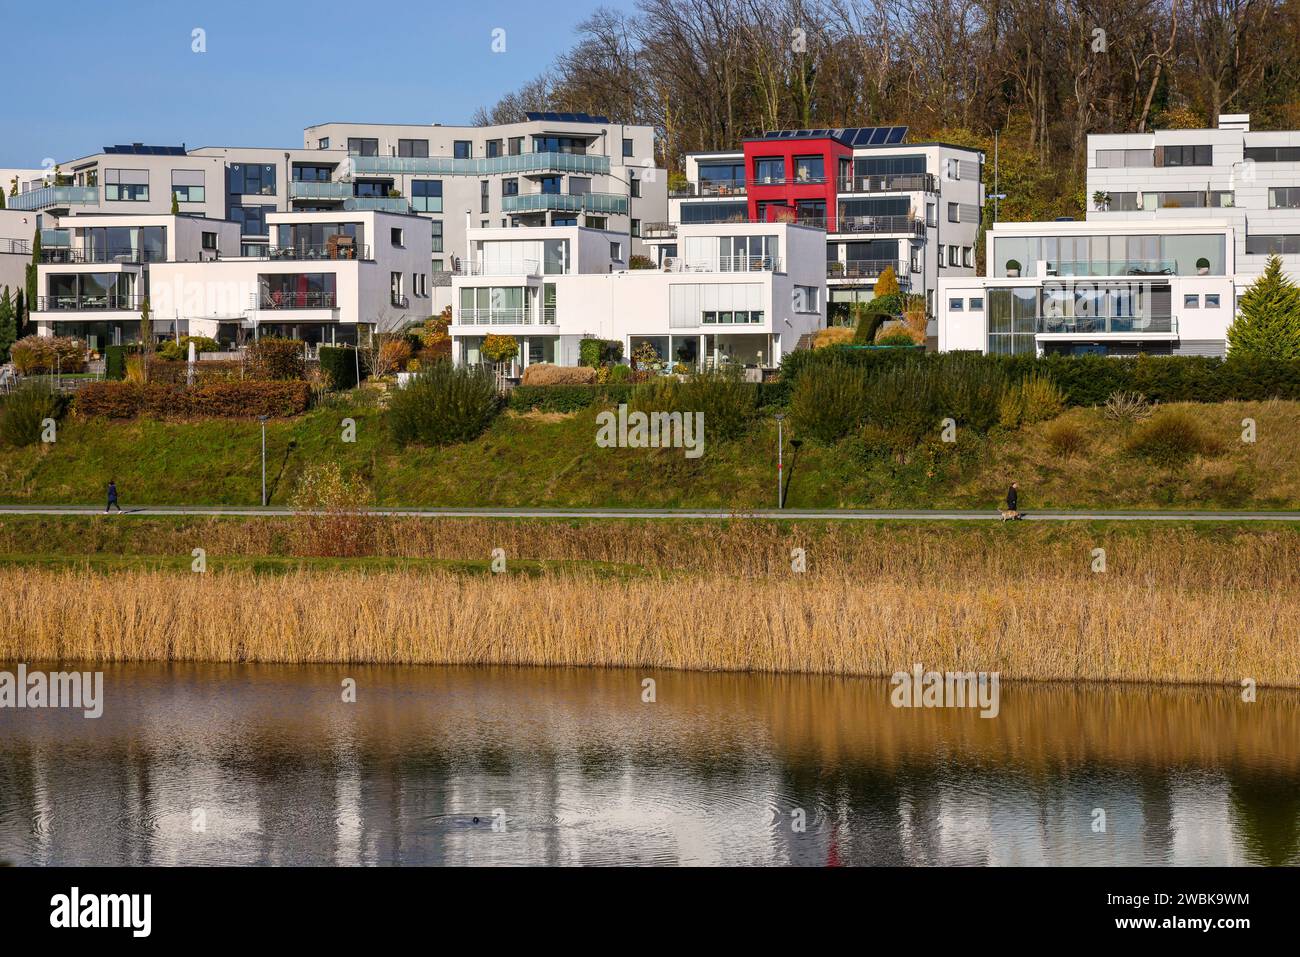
[
  {"left": 36, "top": 294, "right": 143, "bottom": 312},
  {"left": 457, "top": 260, "right": 541, "bottom": 276},
  {"left": 0, "top": 239, "right": 31, "bottom": 256},
  {"left": 1034, "top": 315, "right": 1177, "bottom": 335},
  {"left": 837, "top": 173, "right": 938, "bottom": 194},
  {"left": 457, "top": 308, "right": 530, "bottom": 325},
  {"left": 290, "top": 181, "right": 352, "bottom": 200},
  {"left": 672, "top": 179, "right": 746, "bottom": 198},
  {"left": 259, "top": 292, "right": 338, "bottom": 310},
  {"left": 661, "top": 255, "right": 783, "bottom": 273},
  {"left": 351, "top": 151, "right": 610, "bottom": 177},
  {"left": 1044, "top": 259, "right": 1180, "bottom": 278},
  {"left": 828, "top": 259, "right": 912, "bottom": 281},
  {"left": 253, "top": 244, "right": 372, "bottom": 262},
  {"left": 832, "top": 215, "right": 927, "bottom": 237},
  {"left": 643, "top": 222, "right": 679, "bottom": 239},
  {"left": 503, "top": 192, "right": 628, "bottom": 215},
  {"left": 7, "top": 185, "right": 99, "bottom": 211},
  {"left": 41, "top": 248, "right": 164, "bottom": 264},
  {"left": 343, "top": 196, "right": 411, "bottom": 213}
]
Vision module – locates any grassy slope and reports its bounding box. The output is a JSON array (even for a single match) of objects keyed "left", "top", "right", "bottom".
[{"left": 1, "top": 398, "right": 1298, "bottom": 509}]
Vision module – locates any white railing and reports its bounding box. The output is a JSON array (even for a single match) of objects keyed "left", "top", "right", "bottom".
[
  {"left": 457, "top": 259, "right": 541, "bottom": 277},
  {"left": 660, "top": 256, "right": 783, "bottom": 273},
  {"left": 457, "top": 308, "right": 530, "bottom": 325}
]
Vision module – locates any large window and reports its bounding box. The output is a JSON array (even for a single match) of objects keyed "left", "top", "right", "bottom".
[
  {"left": 681, "top": 201, "right": 747, "bottom": 224},
  {"left": 293, "top": 165, "right": 334, "bottom": 182},
  {"left": 992, "top": 233, "right": 1225, "bottom": 277},
  {"left": 230, "top": 204, "right": 275, "bottom": 236},
  {"left": 82, "top": 226, "right": 167, "bottom": 262},
  {"left": 347, "top": 138, "right": 379, "bottom": 156},
  {"left": 104, "top": 169, "right": 149, "bottom": 201},
  {"left": 1245, "top": 234, "right": 1300, "bottom": 255},
  {"left": 543, "top": 239, "right": 570, "bottom": 275},
  {"left": 753, "top": 157, "right": 785, "bottom": 184},
  {"left": 454, "top": 140, "right": 472, "bottom": 159},
  {"left": 229, "top": 163, "right": 276, "bottom": 196},
  {"left": 459, "top": 286, "right": 525, "bottom": 322},
  {"left": 1245, "top": 146, "right": 1300, "bottom": 163},
  {"left": 792, "top": 156, "right": 825, "bottom": 183},
  {"left": 987, "top": 288, "right": 1037, "bottom": 355},
  {"left": 171, "top": 170, "right": 205, "bottom": 204},
  {"left": 854, "top": 154, "right": 926, "bottom": 177},
  {"left": 1158, "top": 144, "right": 1213, "bottom": 167},
  {"left": 486, "top": 140, "right": 502, "bottom": 158},
  {"left": 1268, "top": 187, "right": 1300, "bottom": 209},
  {"left": 45, "top": 271, "right": 137, "bottom": 309},
  {"left": 1094, "top": 148, "right": 1153, "bottom": 168},
  {"left": 274, "top": 221, "right": 365, "bottom": 256},
  {"left": 533, "top": 135, "right": 587, "bottom": 155},
  {"left": 411, "top": 180, "right": 443, "bottom": 212},
  {"left": 260, "top": 273, "right": 337, "bottom": 308},
  {"left": 697, "top": 162, "right": 745, "bottom": 190},
  {"left": 398, "top": 139, "right": 428, "bottom": 158}
]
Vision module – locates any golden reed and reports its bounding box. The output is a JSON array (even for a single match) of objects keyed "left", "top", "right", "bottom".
[{"left": 1, "top": 567, "right": 1296, "bottom": 687}]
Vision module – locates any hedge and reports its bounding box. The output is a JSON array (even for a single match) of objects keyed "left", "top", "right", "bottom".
[
  {"left": 779, "top": 348, "right": 1300, "bottom": 407},
  {"left": 508, "top": 384, "right": 635, "bottom": 413},
  {"left": 75, "top": 381, "right": 311, "bottom": 419},
  {"left": 145, "top": 359, "right": 244, "bottom": 385},
  {"left": 319, "top": 345, "right": 365, "bottom": 390}
]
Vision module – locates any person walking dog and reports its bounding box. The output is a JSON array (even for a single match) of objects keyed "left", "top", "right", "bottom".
[
  {"left": 105, "top": 479, "right": 121, "bottom": 513},
  {"left": 1002, "top": 481, "right": 1024, "bottom": 521}
]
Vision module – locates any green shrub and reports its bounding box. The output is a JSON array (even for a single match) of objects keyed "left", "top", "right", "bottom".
[
  {"left": 508, "top": 384, "right": 634, "bottom": 413},
  {"left": 876, "top": 331, "right": 919, "bottom": 347},
  {"left": 608, "top": 363, "right": 631, "bottom": 383},
  {"left": 1000, "top": 371, "right": 1065, "bottom": 428},
  {"left": 156, "top": 336, "right": 220, "bottom": 362},
  {"left": 1125, "top": 408, "right": 1223, "bottom": 467},
  {"left": 246, "top": 337, "right": 306, "bottom": 380},
  {"left": 0, "top": 381, "right": 65, "bottom": 446},
  {"left": 790, "top": 359, "right": 869, "bottom": 444},
  {"left": 318, "top": 345, "right": 363, "bottom": 390},
  {"left": 864, "top": 361, "right": 942, "bottom": 448},
  {"left": 853, "top": 312, "right": 886, "bottom": 344},
  {"left": 630, "top": 368, "right": 757, "bottom": 442},
  {"left": 936, "top": 353, "right": 1006, "bottom": 433},
  {"left": 387, "top": 361, "right": 501, "bottom": 446},
  {"left": 105, "top": 345, "right": 129, "bottom": 381}
]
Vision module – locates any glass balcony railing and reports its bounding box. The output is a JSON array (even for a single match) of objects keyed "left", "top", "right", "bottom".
[
  {"left": 7, "top": 185, "right": 100, "bottom": 211},
  {"left": 837, "top": 173, "right": 938, "bottom": 194},
  {"left": 350, "top": 151, "right": 611, "bottom": 177},
  {"left": 343, "top": 197, "right": 411, "bottom": 212},
  {"left": 41, "top": 248, "right": 164, "bottom": 264},
  {"left": 1045, "top": 259, "right": 1182, "bottom": 277},
  {"left": 502, "top": 192, "right": 628, "bottom": 215},
  {"left": 1034, "top": 315, "right": 1177, "bottom": 334},
  {"left": 289, "top": 181, "right": 352, "bottom": 200},
  {"left": 828, "top": 259, "right": 912, "bottom": 281}
]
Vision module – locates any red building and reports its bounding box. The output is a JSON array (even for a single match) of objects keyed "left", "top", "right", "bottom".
[{"left": 742, "top": 135, "right": 853, "bottom": 231}]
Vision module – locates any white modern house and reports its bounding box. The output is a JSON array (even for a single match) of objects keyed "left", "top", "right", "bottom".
[
  {"left": 32, "top": 209, "right": 431, "bottom": 348},
  {"left": 664, "top": 126, "right": 983, "bottom": 337},
  {"left": 450, "top": 222, "right": 826, "bottom": 373},
  {"left": 938, "top": 114, "right": 1300, "bottom": 356}
]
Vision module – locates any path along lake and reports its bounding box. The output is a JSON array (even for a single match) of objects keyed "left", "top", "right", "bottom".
[{"left": 1, "top": 663, "right": 1296, "bottom": 866}]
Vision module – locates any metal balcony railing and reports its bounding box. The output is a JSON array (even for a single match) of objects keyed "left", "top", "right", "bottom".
[
  {"left": 828, "top": 259, "right": 912, "bottom": 280},
  {"left": 351, "top": 151, "right": 610, "bottom": 177},
  {"left": 343, "top": 197, "right": 410, "bottom": 212},
  {"left": 672, "top": 179, "right": 747, "bottom": 197},
  {"left": 833, "top": 215, "right": 927, "bottom": 237},
  {"left": 837, "top": 173, "right": 938, "bottom": 194},
  {"left": 36, "top": 294, "right": 143, "bottom": 312},
  {"left": 256, "top": 244, "right": 371, "bottom": 262},
  {"left": 40, "top": 248, "right": 165, "bottom": 264},
  {"left": 1, "top": 238, "right": 32, "bottom": 255},
  {"left": 259, "top": 292, "right": 338, "bottom": 310},
  {"left": 541, "top": 306, "right": 556, "bottom": 324},
  {"left": 7, "top": 185, "right": 100, "bottom": 211},
  {"left": 1034, "top": 314, "right": 1177, "bottom": 334},
  {"left": 391, "top": 294, "right": 409, "bottom": 308},
  {"left": 456, "top": 308, "right": 530, "bottom": 325}
]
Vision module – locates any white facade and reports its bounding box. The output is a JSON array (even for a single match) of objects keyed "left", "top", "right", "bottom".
[
  {"left": 450, "top": 223, "right": 826, "bottom": 372},
  {"left": 0, "top": 209, "right": 36, "bottom": 304},
  {"left": 32, "top": 210, "right": 431, "bottom": 348}
]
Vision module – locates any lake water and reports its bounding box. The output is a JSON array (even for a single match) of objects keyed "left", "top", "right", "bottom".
[{"left": 1, "top": 663, "right": 1297, "bottom": 866}]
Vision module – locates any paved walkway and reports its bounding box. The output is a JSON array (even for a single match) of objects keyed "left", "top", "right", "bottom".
[{"left": 2, "top": 505, "right": 1298, "bottom": 522}]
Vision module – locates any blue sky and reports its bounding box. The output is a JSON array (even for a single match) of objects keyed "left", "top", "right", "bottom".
[{"left": 2, "top": 0, "right": 636, "bottom": 166}]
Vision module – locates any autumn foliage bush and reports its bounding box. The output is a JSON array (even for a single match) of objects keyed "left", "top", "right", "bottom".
[
  {"left": 74, "top": 381, "right": 311, "bottom": 419},
  {"left": 10, "top": 335, "right": 87, "bottom": 374},
  {"left": 245, "top": 337, "right": 306, "bottom": 380},
  {"left": 521, "top": 363, "right": 598, "bottom": 385}
]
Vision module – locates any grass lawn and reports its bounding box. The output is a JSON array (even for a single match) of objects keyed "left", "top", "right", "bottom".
[{"left": 1, "top": 394, "right": 1298, "bottom": 510}]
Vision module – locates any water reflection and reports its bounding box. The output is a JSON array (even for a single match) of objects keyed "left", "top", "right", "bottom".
[{"left": 0, "top": 664, "right": 1296, "bottom": 866}]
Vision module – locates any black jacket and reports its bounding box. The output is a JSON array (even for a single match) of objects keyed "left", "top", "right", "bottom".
[{"left": 1006, "top": 487, "right": 1018, "bottom": 511}]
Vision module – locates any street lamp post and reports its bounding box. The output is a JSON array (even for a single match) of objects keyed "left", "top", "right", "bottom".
[
  {"left": 259, "top": 415, "right": 269, "bottom": 507},
  {"left": 774, "top": 412, "right": 786, "bottom": 510}
]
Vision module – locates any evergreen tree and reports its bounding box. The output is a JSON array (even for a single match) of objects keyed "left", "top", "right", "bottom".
[
  {"left": 0, "top": 190, "right": 5, "bottom": 209},
  {"left": 139, "top": 296, "right": 152, "bottom": 356},
  {"left": 1226, "top": 256, "right": 1300, "bottom": 359},
  {"left": 171, "top": 191, "right": 180, "bottom": 215},
  {"left": 0, "top": 287, "right": 14, "bottom": 363},
  {"left": 874, "top": 265, "right": 900, "bottom": 298},
  {"left": 14, "top": 290, "right": 25, "bottom": 338}
]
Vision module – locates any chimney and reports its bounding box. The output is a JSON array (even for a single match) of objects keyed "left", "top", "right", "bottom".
[{"left": 1218, "top": 113, "right": 1250, "bottom": 132}]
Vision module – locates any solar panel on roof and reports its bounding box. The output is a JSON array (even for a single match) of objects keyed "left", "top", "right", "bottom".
[{"left": 524, "top": 110, "right": 611, "bottom": 124}]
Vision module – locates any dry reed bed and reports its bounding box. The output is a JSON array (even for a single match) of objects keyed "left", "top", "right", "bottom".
[
  {"left": 5, "top": 517, "right": 1300, "bottom": 588},
  {"left": 2, "top": 567, "right": 1296, "bottom": 686}
]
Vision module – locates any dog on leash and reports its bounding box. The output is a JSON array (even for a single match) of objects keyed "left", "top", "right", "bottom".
[{"left": 999, "top": 508, "right": 1023, "bottom": 522}]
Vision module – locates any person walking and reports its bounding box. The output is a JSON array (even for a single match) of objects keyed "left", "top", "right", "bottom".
[
  {"left": 1005, "top": 481, "right": 1023, "bottom": 520},
  {"left": 105, "top": 479, "right": 121, "bottom": 514}
]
